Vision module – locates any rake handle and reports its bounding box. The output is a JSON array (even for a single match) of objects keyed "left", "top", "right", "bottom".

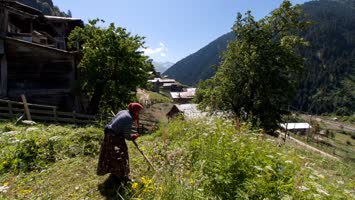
[{"left": 132, "top": 140, "right": 156, "bottom": 171}]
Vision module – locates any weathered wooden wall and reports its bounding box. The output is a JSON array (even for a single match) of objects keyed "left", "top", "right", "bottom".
[{"left": 5, "top": 38, "right": 78, "bottom": 110}]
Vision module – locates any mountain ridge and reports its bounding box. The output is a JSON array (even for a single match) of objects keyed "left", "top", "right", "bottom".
[{"left": 163, "top": 32, "right": 235, "bottom": 86}]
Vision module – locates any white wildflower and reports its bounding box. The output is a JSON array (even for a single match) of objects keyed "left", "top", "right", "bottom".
[
  {"left": 317, "top": 188, "right": 330, "bottom": 196},
  {"left": 281, "top": 194, "right": 293, "bottom": 200},
  {"left": 49, "top": 136, "right": 61, "bottom": 141},
  {"left": 26, "top": 127, "right": 39, "bottom": 132},
  {"left": 313, "top": 194, "right": 321, "bottom": 198},
  {"left": 254, "top": 166, "right": 263, "bottom": 171},
  {"left": 344, "top": 189, "right": 351, "bottom": 194},
  {"left": 2, "top": 131, "right": 20, "bottom": 136},
  {"left": 299, "top": 185, "right": 309, "bottom": 192},
  {"left": 309, "top": 175, "right": 317, "bottom": 180},
  {"left": 9, "top": 139, "right": 20, "bottom": 144},
  {"left": 336, "top": 180, "right": 344, "bottom": 185},
  {"left": 298, "top": 156, "right": 305, "bottom": 160},
  {"left": 0, "top": 186, "right": 9, "bottom": 193},
  {"left": 285, "top": 160, "right": 293, "bottom": 164},
  {"left": 265, "top": 165, "right": 275, "bottom": 172},
  {"left": 266, "top": 155, "right": 274, "bottom": 159}
]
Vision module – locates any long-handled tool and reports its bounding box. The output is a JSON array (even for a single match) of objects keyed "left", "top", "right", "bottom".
[{"left": 132, "top": 140, "right": 156, "bottom": 171}]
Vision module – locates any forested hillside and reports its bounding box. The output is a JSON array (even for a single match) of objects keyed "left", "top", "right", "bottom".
[
  {"left": 163, "top": 0, "right": 354, "bottom": 115},
  {"left": 293, "top": 0, "right": 355, "bottom": 115},
  {"left": 163, "top": 32, "right": 235, "bottom": 85},
  {"left": 16, "top": 0, "right": 71, "bottom": 16}
]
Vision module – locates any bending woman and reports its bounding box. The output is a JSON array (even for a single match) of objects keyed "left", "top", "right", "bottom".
[{"left": 97, "top": 103, "right": 143, "bottom": 183}]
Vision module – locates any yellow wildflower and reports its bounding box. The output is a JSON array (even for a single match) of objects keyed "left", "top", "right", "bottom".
[
  {"left": 141, "top": 176, "right": 153, "bottom": 185},
  {"left": 20, "top": 189, "right": 32, "bottom": 194},
  {"left": 3, "top": 182, "right": 9, "bottom": 186},
  {"left": 190, "top": 179, "right": 195, "bottom": 186},
  {"left": 132, "top": 182, "right": 139, "bottom": 190}
]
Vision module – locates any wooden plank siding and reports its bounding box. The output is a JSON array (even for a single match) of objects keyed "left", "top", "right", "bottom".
[{"left": 4, "top": 38, "right": 78, "bottom": 110}]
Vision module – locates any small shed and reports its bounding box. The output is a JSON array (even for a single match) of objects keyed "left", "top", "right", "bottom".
[
  {"left": 280, "top": 123, "right": 312, "bottom": 135},
  {"left": 166, "top": 104, "right": 205, "bottom": 120}
]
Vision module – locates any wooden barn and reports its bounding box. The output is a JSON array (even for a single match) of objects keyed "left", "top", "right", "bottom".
[
  {"left": 166, "top": 104, "right": 206, "bottom": 120},
  {"left": 0, "top": 0, "right": 84, "bottom": 111}
]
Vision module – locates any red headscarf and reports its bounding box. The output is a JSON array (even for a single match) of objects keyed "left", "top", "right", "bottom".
[{"left": 128, "top": 103, "right": 144, "bottom": 128}]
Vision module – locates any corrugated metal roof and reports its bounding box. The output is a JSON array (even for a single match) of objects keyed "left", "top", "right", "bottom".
[
  {"left": 148, "top": 78, "right": 176, "bottom": 83},
  {"left": 170, "top": 88, "right": 196, "bottom": 99},
  {"left": 163, "top": 83, "right": 174, "bottom": 87},
  {"left": 175, "top": 104, "right": 206, "bottom": 119},
  {"left": 170, "top": 92, "right": 180, "bottom": 99},
  {"left": 280, "top": 123, "right": 312, "bottom": 130},
  {"left": 44, "top": 15, "right": 82, "bottom": 21}
]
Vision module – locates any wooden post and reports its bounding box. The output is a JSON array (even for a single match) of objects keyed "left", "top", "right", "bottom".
[
  {"left": 21, "top": 94, "right": 32, "bottom": 120},
  {"left": 72, "top": 110, "right": 76, "bottom": 124},
  {"left": 8, "top": 101, "right": 13, "bottom": 118},
  {"left": 53, "top": 107, "right": 58, "bottom": 123},
  {"left": 1, "top": 54, "right": 7, "bottom": 96}
]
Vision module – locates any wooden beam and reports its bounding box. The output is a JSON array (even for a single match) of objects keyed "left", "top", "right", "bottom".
[
  {"left": 0, "top": 8, "right": 8, "bottom": 36},
  {"left": 1, "top": 54, "right": 7, "bottom": 96},
  {"left": 0, "top": 38, "right": 4, "bottom": 54},
  {"left": 21, "top": 94, "right": 32, "bottom": 120}
]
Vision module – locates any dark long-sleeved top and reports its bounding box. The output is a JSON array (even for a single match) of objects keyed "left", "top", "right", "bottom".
[{"left": 105, "top": 110, "right": 137, "bottom": 139}]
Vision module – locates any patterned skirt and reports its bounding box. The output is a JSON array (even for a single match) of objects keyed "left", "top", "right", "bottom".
[{"left": 97, "top": 131, "right": 130, "bottom": 177}]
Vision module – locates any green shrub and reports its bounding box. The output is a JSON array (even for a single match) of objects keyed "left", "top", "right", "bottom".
[{"left": 0, "top": 124, "right": 102, "bottom": 174}]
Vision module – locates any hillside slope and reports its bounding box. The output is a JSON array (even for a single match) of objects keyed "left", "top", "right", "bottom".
[
  {"left": 293, "top": 0, "right": 355, "bottom": 115},
  {"left": 164, "top": 0, "right": 355, "bottom": 115},
  {"left": 163, "top": 32, "right": 235, "bottom": 86},
  {"left": 16, "top": 0, "right": 70, "bottom": 16}
]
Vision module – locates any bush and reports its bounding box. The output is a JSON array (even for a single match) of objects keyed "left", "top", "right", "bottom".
[{"left": 0, "top": 124, "right": 102, "bottom": 174}]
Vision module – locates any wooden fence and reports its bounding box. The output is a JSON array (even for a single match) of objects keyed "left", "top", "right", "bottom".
[{"left": 0, "top": 99, "right": 96, "bottom": 124}]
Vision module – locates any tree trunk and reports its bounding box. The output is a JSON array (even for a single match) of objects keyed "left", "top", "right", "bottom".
[{"left": 87, "top": 80, "right": 107, "bottom": 114}]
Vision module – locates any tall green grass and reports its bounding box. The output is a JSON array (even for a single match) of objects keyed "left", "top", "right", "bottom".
[{"left": 0, "top": 118, "right": 354, "bottom": 199}]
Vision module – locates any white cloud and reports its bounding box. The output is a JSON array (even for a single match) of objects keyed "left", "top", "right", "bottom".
[{"left": 143, "top": 42, "right": 168, "bottom": 57}]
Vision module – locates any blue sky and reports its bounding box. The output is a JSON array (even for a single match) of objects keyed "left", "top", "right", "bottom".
[{"left": 55, "top": 0, "right": 309, "bottom": 63}]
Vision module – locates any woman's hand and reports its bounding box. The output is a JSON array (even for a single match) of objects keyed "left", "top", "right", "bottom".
[{"left": 132, "top": 133, "right": 140, "bottom": 141}]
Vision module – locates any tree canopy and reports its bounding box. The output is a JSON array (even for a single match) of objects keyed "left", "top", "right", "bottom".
[
  {"left": 196, "top": 0, "right": 310, "bottom": 133},
  {"left": 68, "top": 19, "right": 153, "bottom": 114}
]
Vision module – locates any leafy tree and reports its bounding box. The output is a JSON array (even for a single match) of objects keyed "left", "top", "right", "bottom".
[
  {"left": 68, "top": 19, "right": 153, "bottom": 114},
  {"left": 196, "top": 1, "right": 310, "bottom": 133}
]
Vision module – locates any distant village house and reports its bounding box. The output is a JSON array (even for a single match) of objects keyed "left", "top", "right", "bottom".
[
  {"left": 170, "top": 88, "right": 196, "bottom": 104},
  {"left": 280, "top": 123, "right": 312, "bottom": 135}
]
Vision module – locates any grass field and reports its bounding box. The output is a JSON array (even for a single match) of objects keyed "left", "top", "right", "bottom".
[{"left": 0, "top": 117, "right": 354, "bottom": 199}]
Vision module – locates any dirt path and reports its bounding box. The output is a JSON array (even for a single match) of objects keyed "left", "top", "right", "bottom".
[
  {"left": 321, "top": 119, "right": 355, "bottom": 132},
  {"left": 281, "top": 133, "right": 340, "bottom": 161}
]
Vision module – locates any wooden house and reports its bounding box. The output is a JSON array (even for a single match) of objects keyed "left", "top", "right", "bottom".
[
  {"left": 170, "top": 88, "right": 196, "bottom": 104},
  {"left": 0, "top": 0, "right": 84, "bottom": 111}
]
